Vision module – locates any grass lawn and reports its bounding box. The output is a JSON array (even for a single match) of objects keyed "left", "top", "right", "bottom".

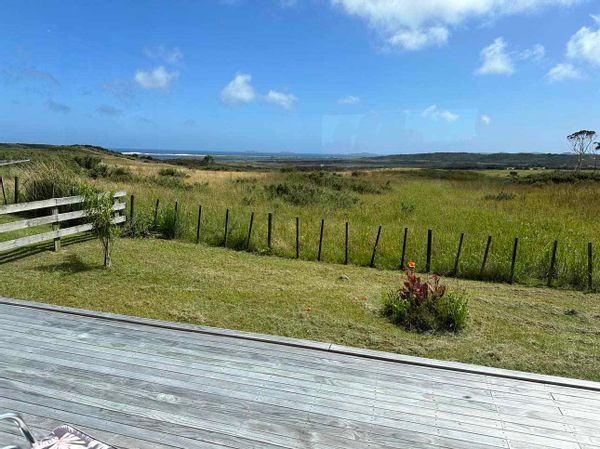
[{"left": 0, "top": 237, "right": 599, "bottom": 381}]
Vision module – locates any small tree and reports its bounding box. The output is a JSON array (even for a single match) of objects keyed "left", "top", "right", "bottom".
[
  {"left": 201, "top": 155, "right": 215, "bottom": 166},
  {"left": 595, "top": 142, "right": 600, "bottom": 170},
  {"left": 567, "top": 130, "right": 596, "bottom": 170},
  {"left": 80, "top": 185, "right": 119, "bottom": 268}
]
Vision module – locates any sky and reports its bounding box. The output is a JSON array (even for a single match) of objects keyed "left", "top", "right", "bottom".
[{"left": 1, "top": 0, "right": 600, "bottom": 154}]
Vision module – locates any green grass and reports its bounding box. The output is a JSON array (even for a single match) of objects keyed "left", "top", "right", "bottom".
[
  {"left": 0, "top": 238, "right": 599, "bottom": 381},
  {"left": 4, "top": 145, "right": 600, "bottom": 290}
]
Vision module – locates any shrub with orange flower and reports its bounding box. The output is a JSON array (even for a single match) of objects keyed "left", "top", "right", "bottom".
[{"left": 382, "top": 270, "right": 468, "bottom": 333}]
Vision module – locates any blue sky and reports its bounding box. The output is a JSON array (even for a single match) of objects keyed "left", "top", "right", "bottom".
[{"left": 1, "top": 0, "right": 599, "bottom": 154}]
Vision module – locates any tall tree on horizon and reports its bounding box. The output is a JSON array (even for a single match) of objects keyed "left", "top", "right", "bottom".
[{"left": 567, "top": 130, "right": 596, "bottom": 170}]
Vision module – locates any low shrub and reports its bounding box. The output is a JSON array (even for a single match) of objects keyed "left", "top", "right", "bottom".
[
  {"left": 159, "top": 167, "right": 188, "bottom": 178},
  {"left": 515, "top": 170, "right": 600, "bottom": 185},
  {"left": 121, "top": 208, "right": 157, "bottom": 239},
  {"left": 73, "top": 155, "right": 102, "bottom": 170},
  {"left": 264, "top": 182, "right": 358, "bottom": 208},
  {"left": 156, "top": 204, "right": 187, "bottom": 239},
  {"left": 90, "top": 164, "right": 134, "bottom": 181},
  {"left": 382, "top": 267, "right": 469, "bottom": 333},
  {"left": 483, "top": 191, "right": 516, "bottom": 201},
  {"left": 300, "top": 171, "right": 389, "bottom": 194}
]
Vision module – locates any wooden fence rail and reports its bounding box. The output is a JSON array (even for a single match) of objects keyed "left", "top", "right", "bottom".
[{"left": 0, "top": 191, "right": 126, "bottom": 253}]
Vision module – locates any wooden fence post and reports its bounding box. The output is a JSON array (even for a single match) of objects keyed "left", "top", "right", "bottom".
[
  {"left": 370, "top": 225, "right": 382, "bottom": 268},
  {"left": 196, "top": 205, "right": 203, "bottom": 244},
  {"left": 425, "top": 229, "right": 432, "bottom": 273},
  {"left": 480, "top": 235, "right": 492, "bottom": 276},
  {"left": 224, "top": 208, "right": 230, "bottom": 247},
  {"left": 295, "top": 217, "right": 300, "bottom": 259},
  {"left": 317, "top": 219, "right": 324, "bottom": 262},
  {"left": 547, "top": 240, "right": 558, "bottom": 287},
  {"left": 246, "top": 212, "right": 254, "bottom": 249},
  {"left": 153, "top": 199, "right": 160, "bottom": 224},
  {"left": 267, "top": 212, "right": 273, "bottom": 249},
  {"left": 509, "top": 237, "right": 519, "bottom": 284},
  {"left": 52, "top": 206, "right": 61, "bottom": 252},
  {"left": 400, "top": 227, "right": 408, "bottom": 270},
  {"left": 451, "top": 233, "right": 465, "bottom": 276},
  {"left": 173, "top": 200, "right": 178, "bottom": 237},
  {"left": 129, "top": 194, "right": 135, "bottom": 223},
  {"left": 0, "top": 176, "right": 6, "bottom": 205},
  {"left": 14, "top": 177, "right": 19, "bottom": 204},
  {"left": 588, "top": 242, "right": 593, "bottom": 290},
  {"left": 344, "top": 221, "right": 349, "bottom": 265}
]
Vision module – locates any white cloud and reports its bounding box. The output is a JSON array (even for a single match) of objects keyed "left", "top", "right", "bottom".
[
  {"left": 566, "top": 24, "right": 600, "bottom": 66},
  {"left": 265, "top": 90, "right": 297, "bottom": 109},
  {"left": 440, "top": 110, "right": 459, "bottom": 122},
  {"left": 338, "top": 95, "right": 360, "bottom": 105},
  {"left": 546, "top": 63, "right": 584, "bottom": 82},
  {"left": 480, "top": 114, "right": 491, "bottom": 125},
  {"left": 330, "top": 0, "right": 580, "bottom": 50},
  {"left": 220, "top": 73, "right": 256, "bottom": 104},
  {"left": 134, "top": 66, "right": 179, "bottom": 90},
  {"left": 518, "top": 44, "right": 546, "bottom": 62},
  {"left": 422, "top": 104, "right": 459, "bottom": 122},
  {"left": 386, "top": 26, "right": 449, "bottom": 51},
  {"left": 143, "top": 46, "right": 183, "bottom": 64},
  {"left": 422, "top": 104, "right": 438, "bottom": 117},
  {"left": 280, "top": 0, "right": 298, "bottom": 7},
  {"left": 476, "top": 37, "right": 515, "bottom": 75}
]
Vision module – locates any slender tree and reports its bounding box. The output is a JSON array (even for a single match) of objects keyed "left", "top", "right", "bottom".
[
  {"left": 81, "top": 185, "right": 119, "bottom": 268},
  {"left": 595, "top": 142, "right": 600, "bottom": 170},
  {"left": 567, "top": 130, "right": 596, "bottom": 170}
]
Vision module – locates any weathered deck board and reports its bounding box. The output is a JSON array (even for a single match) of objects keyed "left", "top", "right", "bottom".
[{"left": 0, "top": 299, "right": 599, "bottom": 449}]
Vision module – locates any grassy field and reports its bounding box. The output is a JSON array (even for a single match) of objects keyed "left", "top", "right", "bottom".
[
  {"left": 2, "top": 145, "right": 600, "bottom": 289},
  {"left": 0, "top": 238, "right": 598, "bottom": 381}
]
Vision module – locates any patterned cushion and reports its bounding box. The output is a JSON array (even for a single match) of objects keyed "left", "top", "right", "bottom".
[{"left": 32, "top": 425, "right": 113, "bottom": 449}]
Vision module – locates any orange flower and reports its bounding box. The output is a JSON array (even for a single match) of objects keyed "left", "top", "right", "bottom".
[{"left": 408, "top": 261, "right": 416, "bottom": 269}]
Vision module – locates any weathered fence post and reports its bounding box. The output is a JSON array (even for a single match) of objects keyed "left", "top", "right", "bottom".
[
  {"left": 0, "top": 176, "right": 6, "bottom": 205},
  {"left": 129, "top": 194, "right": 135, "bottom": 223},
  {"left": 547, "top": 240, "right": 558, "bottom": 287},
  {"left": 317, "top": 219, "right": 324, "bottom": 262},
  {"left": 400, "top": 227, "right": 408, "bottom": 270},
  {"left": 295, "top": 216, "right": 300, "bottom": 259},
  {"left": 52, "top": 205, "right": 61, "bottom": 252},
  {"left": 14, "top": 177, "right": 19, "bottom": 204},
  {"left": 224, "top": 208, "right": 230, "bottom": 247},
  {"left": 425, "top": 229, "right": 432, "bottom": 273},
  {"left": 370, "top": 225, "right": 382, "bottom": 268},
  {"left": 153, "top": 199, "right": 160, "bottom": 224},
  {"left": 246, "top": 212, "right": 254, "bottom": 249},
  {"left": 588, "top": 242, "right": 593, "bottom": 290},
  {"left": 480, "top": 235, "right": 492, "bottom": 276},
  {"left": 451, "top": 233, "right": 465, "bottom": 276},
  {"left": 195, "top": 205, "right": 202, "bottom": 244},
  {"left": 345, "top": 221, "right": 349, "bottom": 265},
  {"left": 509, "top": 237, "right": 519, "bottom": 284},
  {"left": 267, "top": 212, "right": 273, "bottom": 249}
]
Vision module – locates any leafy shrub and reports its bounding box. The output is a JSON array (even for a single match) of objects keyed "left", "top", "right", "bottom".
[
  {"left": 121, "top": 208, "right": 157, "bottom": 238},
  {"left": 382, "top": 269, "right": 469, "bottom": 333},
  {"left": 406, "top": 169, "right": 484, "bottom": 182},
  {"left": 156, "top": 204, "right": 186, "bottom": 239},
  {"left": 159, "top": 167, "right": 187, "bottom": 178},
  {"left": 145, "top": 175, "right": 192, "bottom": 190},
  {"left": 73, "top": 155, "right": 102, "bottom": 170},
  {"left": 300, "top": 171, "right": 389, "bottom": 194},
  {"left": 264, "top": 182, "right": 357, "bottom": 207},
  {"left": 483, "top": 191, "right": 516, "bottom": 201},
  {"left": 515, "top": 170, "right": 600, "bottom": 185},
  {"left": 90, "top": 164, "right": 134, "bottom": 181}
]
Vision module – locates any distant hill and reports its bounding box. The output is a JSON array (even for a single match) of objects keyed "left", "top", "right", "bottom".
[{"left": 0, "top": 142, "right": 587, "bottom": 170}]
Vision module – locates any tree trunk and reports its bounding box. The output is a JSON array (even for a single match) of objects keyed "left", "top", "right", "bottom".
[{"left": 103, "top": 239, "right": 112, "bottom": 268}]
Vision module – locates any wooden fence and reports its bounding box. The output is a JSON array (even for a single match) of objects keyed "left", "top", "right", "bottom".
[{"left": 0, "top": 191, "right": 126, "bottom": 253}]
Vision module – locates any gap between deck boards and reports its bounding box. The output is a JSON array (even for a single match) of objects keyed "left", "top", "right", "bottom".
[{"left": 0, "top": 296, "right": 598, "bottom": 392}]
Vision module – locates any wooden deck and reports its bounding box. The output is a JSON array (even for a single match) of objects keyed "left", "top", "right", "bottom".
[{"left": 0, "top": 298, "right": 599, "bottom": 449}]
